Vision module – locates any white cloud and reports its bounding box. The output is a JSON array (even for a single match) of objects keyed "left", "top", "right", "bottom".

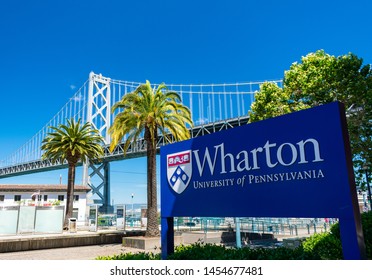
[
  {"left": 196, "top": 117, "right": 209, "bottom": 125},
  {"left": 71, "top": 93, "right": 84, "bottom": 102}
]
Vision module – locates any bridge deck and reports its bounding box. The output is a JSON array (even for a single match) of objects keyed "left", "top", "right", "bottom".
[{"left": 0, "top": 116, "right": 249, "bottom": 178}]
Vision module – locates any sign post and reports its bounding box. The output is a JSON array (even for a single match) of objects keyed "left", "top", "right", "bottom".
[
  {"left": 116, "top": 205, "right": 126, "bottom": 231},
  {"left": 160, "top": 102, "right": 366, "bottom": 259},
  {"left": 89, "top": 205, "right": 98, "bottom": 232}
]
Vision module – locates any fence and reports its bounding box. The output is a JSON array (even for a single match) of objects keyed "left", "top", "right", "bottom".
[
  {"left": 238, "top": 217, "right": 336, "bottom": 236},
  {"left": 84, "top": 204, "right": 147, "bottom": 231},
  {"left": 0, "top": 206, "right": 64, "bottom": 235},
  {"left": 173, "top": 217, "right": 335, "bottom": 236},
  {"left": 0, "top": 202, "right": 336, "bottom": 238},
  {"left": 91, "top": 207, "right": 336, "bottom": 236}
]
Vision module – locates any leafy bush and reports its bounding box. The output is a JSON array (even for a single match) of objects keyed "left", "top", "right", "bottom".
[
  {"left": 96, "top": 251, "right": 160, "bottom": 260},
  {"left": 361, "top": 211, "right": 372, "bottom": 258},
  {"left": 96, "top": 212, "right": 372, "bottom": 260},
  {"left": 167, "top": 243, "right": 310, "bottom": 260},
  {"left": 301, "top": 232, "right": 343, "bottom": 260},
  {"left": 301, "top": 211, "right": 372, "bottom": 260},
  {"left": 95, "top": 243, "right": 312, "bottom": 260}
]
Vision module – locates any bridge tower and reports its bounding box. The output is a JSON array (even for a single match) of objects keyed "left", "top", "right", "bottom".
[{"left": 83, "top": 72, "right": 113, "bottom": 213}]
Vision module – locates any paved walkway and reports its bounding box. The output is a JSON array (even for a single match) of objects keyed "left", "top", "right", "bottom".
[
  {"left": 0, "top": 228, "right": 153, "bottom": 260},
  {"left": 0, "top": 230, "right": 311, "bottom": 260},
  {"left": 0, "top": 243, "right": 147, "bottom": 260}
]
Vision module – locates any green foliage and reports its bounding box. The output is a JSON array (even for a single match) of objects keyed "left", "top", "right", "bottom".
[
  {"left": 95, "top": 243, "right": 311, "bottom": 260},
  {"left": 97, "top": 212, "right": 372, "bottom": 260},
  {"left": 169, "top": 243, "right": 228, "bottom": 260},
  {"left": 51, "top": 200, "right": 60, "bottom": 206},
  {"left": 284, "top": 50, "right": 339, "bottom": 105},
  {"left": 361, "top": 211, "right": 372, "bottom": 258},
  {"left": 41, "top": 118, "right": 104, "bottom": 229},
  {"left": 249, "top": 50, "right": 372, "bottom": 182},
  {"left": 302, "top": 211, "right": 372, "bottom": 260},
  {"left": 328, "top": 211, "right": 372, "bottom": 259},
  {"left": 96, "top": 251, "right": 160, "bottom": 260},
  {"left": 249, "top": 82, "right": 294, "bottom": 122},
  {"left": 168, "top": 243, "right": 311, "bottom": 260},
  {"left": 329, "top": 221, "right": 341, "bottom": 239},
  {"left": 109, "top": 80, "right": 193, "bottom": 237},
  {"left": 41, "top": 118, "right": 104, "bottom": 165},
  {"left": 109, "top": 80, "right": 193, "bottom": 153},
  {"left": 301, "top": 232, "right": 343, "bottom": 260}
]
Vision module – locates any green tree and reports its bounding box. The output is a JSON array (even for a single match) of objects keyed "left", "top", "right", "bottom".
[
  {"left": 109, "top": 80, "right": 193, "bottom": 237},
  {"left": 249, "top": 82, "right": 307, "bottom": 122},
  {"left": 41, "top": 119, "right": 104, "bottom": 229},
  {"left": 249, "top": 50, "right": 372, "bottom": 182}
]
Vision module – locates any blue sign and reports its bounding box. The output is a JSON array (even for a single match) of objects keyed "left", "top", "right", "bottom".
[{"left": 160, "top": 102, "right": 366, "bottom": 259}]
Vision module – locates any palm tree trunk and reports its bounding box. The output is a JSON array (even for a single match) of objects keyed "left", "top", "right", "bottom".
[
  {"left": 64, "top": 163, "right": 76, "bottom": 230},
  {"left": 145, "top": 128, "right": 160, "bottom": 237}
]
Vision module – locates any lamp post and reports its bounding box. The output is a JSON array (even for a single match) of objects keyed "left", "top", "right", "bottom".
[
  {"left": 131, "top": 193, "right": 134, "bottom": 218},
  {"left": 363, "top": 165, "right": 372, "bottom": 211}
]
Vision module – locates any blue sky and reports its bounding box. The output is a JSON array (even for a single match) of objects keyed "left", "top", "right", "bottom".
[{"left": 0, "top": 0, "right": 371, "bottom": 204}]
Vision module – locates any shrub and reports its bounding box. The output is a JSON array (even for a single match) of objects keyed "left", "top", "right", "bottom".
[
  {"left": 96, "top": 251, "right": 160, "bottom": 260},
  {"left": 301, "top": 211, "right": 372, "bottom": 260},
  {"left": 96, "top": 212, "right": 372, "bottom": 260},
  {"left": 361, "top": 211, "right": 372, "bottom": 258},
  {"left": 167, "top": 243, "right": 311, "bottom": 260},
  {"left": 301, "top": 232, "right": 343, "bottom": 259}
]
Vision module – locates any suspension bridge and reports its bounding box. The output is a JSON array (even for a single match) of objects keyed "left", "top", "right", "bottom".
[{"left": 0, "top": 72, "right": 282, "bottom": 212}]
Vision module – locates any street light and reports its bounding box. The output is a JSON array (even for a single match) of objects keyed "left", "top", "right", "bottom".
[
  {"left": 363, "top": 164, "right": 372, "bottom": 211},
  {"left": 131, "top": 193, "right": 134, "bottom": 218}
]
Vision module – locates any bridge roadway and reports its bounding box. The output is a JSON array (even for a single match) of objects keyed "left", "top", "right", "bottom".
[{"left": 0, "top": 116, "right": 249, "bottom": 179}]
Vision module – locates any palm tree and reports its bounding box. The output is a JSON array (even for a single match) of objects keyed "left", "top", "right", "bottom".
[
  {"left": 41, "top": 118, "right": 104, "bottom": 229},
  {"left": 109, "top": 80, "right": 193, "bottom": 237}
]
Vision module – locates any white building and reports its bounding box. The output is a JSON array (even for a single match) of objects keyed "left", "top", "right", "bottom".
[{"left": 0, "top": 184, "right": 90, "bottom": 225}]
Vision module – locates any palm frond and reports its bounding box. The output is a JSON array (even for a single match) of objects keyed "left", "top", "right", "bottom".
[
  {"left": 41, "top": 118, "right": 104, "bottom": 165},
  {"left": 110, "top": 80, "right": 193, "bottom": 154}
]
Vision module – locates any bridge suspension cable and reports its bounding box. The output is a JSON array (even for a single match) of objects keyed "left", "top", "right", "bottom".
[
  {"left": 0, "top": 73, "right": 282, "bottom": 211},
  {"left": 0, "top": 72, "right": 282, "bottom": 169}
]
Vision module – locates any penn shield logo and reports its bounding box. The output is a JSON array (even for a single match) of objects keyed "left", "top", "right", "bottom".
[{"left": 167, "top": 150, "right": 192, "bottom": 194}]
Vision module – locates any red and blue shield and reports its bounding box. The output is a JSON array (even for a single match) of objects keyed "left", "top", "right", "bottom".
[{"left": 167, "top": 150, "right": 192, "bottom": 194}]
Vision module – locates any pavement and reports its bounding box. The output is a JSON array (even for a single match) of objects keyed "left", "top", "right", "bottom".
[
  {"left": 0, "top": 243, "right": 147, "bottom": 260},
  {"left": 0, "top": 228, "right": 155, "bottom": 260},
  {"left": 0, "top": 229, "right": 312, "bottom": 260}
]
